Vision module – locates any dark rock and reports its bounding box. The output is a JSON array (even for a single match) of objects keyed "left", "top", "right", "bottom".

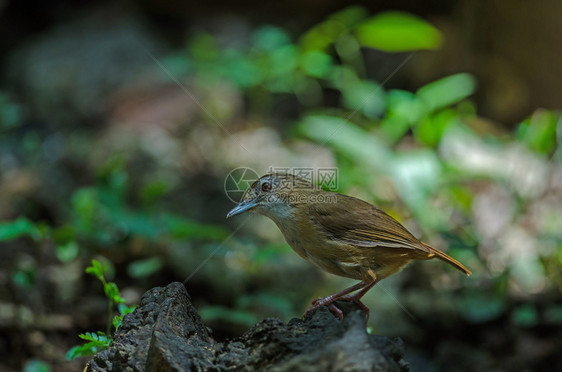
[{"left": 87, "top": 282, "right": 408, "bottom": 372}]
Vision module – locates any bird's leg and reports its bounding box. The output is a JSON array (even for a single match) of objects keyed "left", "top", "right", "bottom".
[
  {"left": 336, "top": 280, "right": 378, "bottom": 320},
  {"left": 303, "top": 281, "right": 370, "bottom": 319}
]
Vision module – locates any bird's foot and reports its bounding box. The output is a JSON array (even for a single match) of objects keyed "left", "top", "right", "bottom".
[
  {"left": 302, "top": 281, "right": 376, "bottom": 320},
  {"left": 303, "top": 296, "right": 343, "bottom": 319},
  {"left": 302, "top": 295, "right": 369, "bottom": 320},
  {"left": 337, "top": 294, "right": 370, "bottom": 320}
]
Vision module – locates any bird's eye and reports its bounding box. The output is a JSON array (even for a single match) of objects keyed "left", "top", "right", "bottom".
[{"left": 261, "top": 182, "right": 272, "bottom": 192}]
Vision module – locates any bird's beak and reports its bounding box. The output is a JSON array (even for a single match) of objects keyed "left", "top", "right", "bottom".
[{"left": 226, "top": 199, "right": 258, "bottom": 218}]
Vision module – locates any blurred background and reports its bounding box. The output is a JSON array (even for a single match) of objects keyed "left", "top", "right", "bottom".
[{"left": 1, "top": 0, "right": 561, "bottom": 371}]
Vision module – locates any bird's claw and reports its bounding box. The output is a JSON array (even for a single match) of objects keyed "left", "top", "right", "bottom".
[
  {"left": 303, "top": 298, "right": 343, "bottom": 320},
  {"left": 338, "top": 294, "right": 370, "bottom": 320},
  {"left": 326, "top": 303, "right": 344, "bottom": 319},
  {"left": 303, "top": 295, "right": 369, "bottom": 320}
]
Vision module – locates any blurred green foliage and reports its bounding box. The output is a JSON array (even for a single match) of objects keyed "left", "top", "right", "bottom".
[
  {"left": 0, "top": 92, "right": 22, "bottom": 130},
  {"left": 516, "top": 109, "right": 559, "bottom": 155},
  {"left": 0, "top": 217, "right": 45, "bottom": 241},
  {"left": 23, "top": 359, "right": 51, "bottom": 372},
  {"left": 356, "top": 11, "right": 442, "bottom": 51},
  {"left": 154, "top": 5, "right": 560, "bottom": 341},
  {"left": 0, "top": 5, "right": 560, "bottom": 370}
]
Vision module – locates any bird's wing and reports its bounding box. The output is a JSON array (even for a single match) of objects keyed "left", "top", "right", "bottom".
[{"left": 309, "top": 194, "right": 429, "bottom": 252}]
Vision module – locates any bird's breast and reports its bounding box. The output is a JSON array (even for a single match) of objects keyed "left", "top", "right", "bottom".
[{"left": 272, "top": 214, "right": 366, "bottom": 280}]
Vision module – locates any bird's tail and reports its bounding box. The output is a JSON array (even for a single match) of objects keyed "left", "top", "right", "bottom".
[{"left": 422, "top": 242, "right": 472, "bottom": 276}]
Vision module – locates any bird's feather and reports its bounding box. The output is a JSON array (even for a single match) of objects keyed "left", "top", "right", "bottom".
[{"left": 307, "top": 193, "right": 430, "bottom": 254}]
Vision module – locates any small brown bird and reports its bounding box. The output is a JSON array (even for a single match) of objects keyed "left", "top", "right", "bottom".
[{"left": 227, "top": 173, "right": 471, "bottom": 319}]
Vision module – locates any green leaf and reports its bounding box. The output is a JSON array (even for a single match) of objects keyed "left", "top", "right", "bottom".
[
  {"left": 416, "top": 73, "right": 476, "bottom": 113},
  {"left": 119, "top": 304, "right": 136, "bottom": 315},
  {"left": 447, "top": 185, "right": 474, "bottom": 212},
  {"left": 66, "top": 345, "right": 87, "bottom": 360},
  {"left": 355, "top": 11, "right": 442, "bottom": 52},
  {"left": 12, "top": 268, "right": 36, "bottom": 289},
  {"left": 269, "top": 45, "right": 298, "bottom": 77},
  {"left": 383, "top": 90, "right": 425, "bottom": 138},
  {"left": 253, "top": 26, "right": 291, "bottom": 51},
  {"left": 297, "top": 115, "right": 392, "bottom": 172},
  {"left": 112, "top": 305, "right": 135, "bottom": 330},
  {"left": 516, "top": 110, "right": 559, "bottom": 155},
  {"left": 23, "top": 358, "right": 51, "bottom": 372},
  {"left": 341, "top": 80, "right": 386, "bottom": 118},
  {"left": 328, "top": 65, "right": 360, "bottom": 91},
  {"left": 86, "top": 259, "right": 105, "bottom": 281},
  {"left": 78, "top": 331, "right": 111, "bottom": 343},
  {"left": 0, "top": 217, "right": 42, "bottom": 241},
  {"left": 71, "top": 188, "right": 98, "bottom": 220},
  {"left": 386, "top": 89, "right": 423, "bottom": 117},
  {"left": 112, "top": 315, "right": 123, "bottom": 330},
  {"left": 299, "top": 51, "right": 333, "bottom": 78},
  {"left": 225, "top": 50, "right": 262, "bottom": 88},
  {"left": 511, "top": 304, "right": 538, "bottom": 327},
  {"left": 66, "top": 332, "right": 112, "bottom": 360},
  {"left": 104, "top": 282, "right": 123, "bottom": 304},
  {"left": 127, "top": 257, "right": 164, "bottom": 278},
  {"left": 55, "top": 241, "right": 79, "bottom": 262},
  {"left": 140, "top": 180, "right": 171, "bottom": 206},
  {"left": 414, "top": 109, "right": 460, "bottom": 146},
  {"left": 66, "top": 345, "right": 84, "bottom": 360},
  {"left": 52, "top": 225, "right": 76, "bottom": 244},
  {"left": 329, "top": 6, "right": 369, "bottom": 28},
  {"left": 300, "top": 6, "right": 368, "bottom": 51},
  {"left": 189, "top": 33, "right": 219, "bottom": 62}
]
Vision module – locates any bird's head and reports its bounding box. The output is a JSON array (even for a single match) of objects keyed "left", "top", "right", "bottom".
[{"left": 226, "top": 173, "right": 313, "bottom": 219}]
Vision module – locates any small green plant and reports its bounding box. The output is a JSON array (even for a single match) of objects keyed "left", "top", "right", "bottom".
[{"left": 66, "top": 260, "right": 136, "bottom": 360}]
